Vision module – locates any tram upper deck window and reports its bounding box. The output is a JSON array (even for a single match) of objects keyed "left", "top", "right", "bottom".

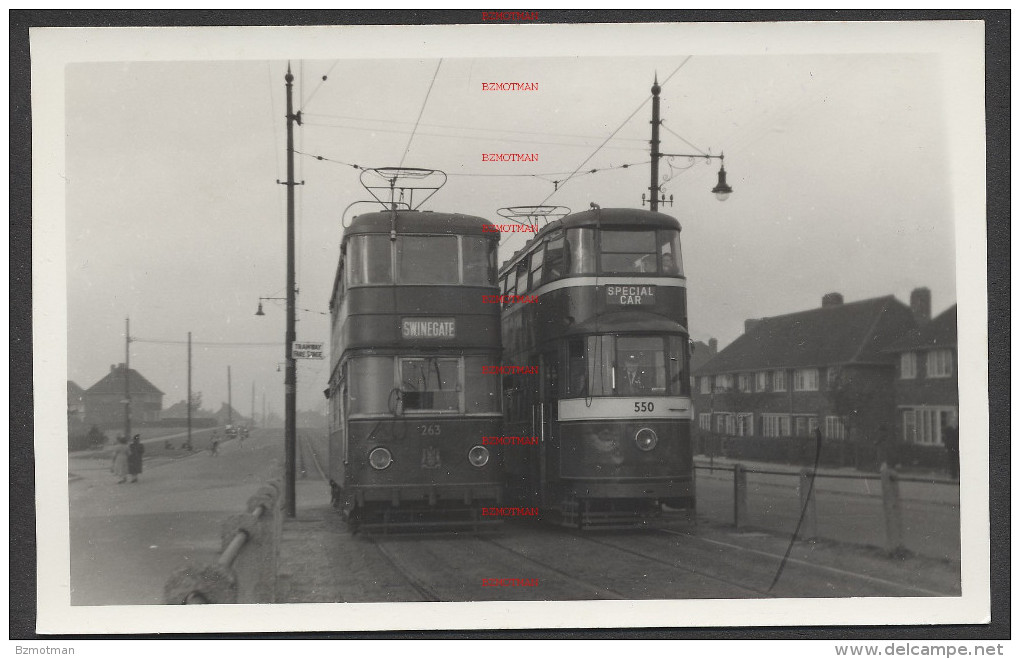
[
  {"left": 600, "top": 229, "right": 658, "bottom": 274},
  {"left": 400, "top": 357, "right": 459, "bottom": 412},
  {"left": 528, "top": 244, "right": 545, "bottom": 289},
  {"left": 514, "top": 258, "right": 530, "bottom": 296},
  {"left": 463, "top": 236, "right": 498, "bottom": 287},
  {"left": 542, "top": 232, "right": 566, "bottom": 282},
  {"left": 566, "top": 227, "right": 596, "bottom": 275},
  {"left": 658, "top": 229, "right": 684, "bottom": 276},
  {"left": 397, "top": 236, "right": 459, "bottom": 285},
  {"left": 347, "top": 235, "right": 392, "bottom": 285}
]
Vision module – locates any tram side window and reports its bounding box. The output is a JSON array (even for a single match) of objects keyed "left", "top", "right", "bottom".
[
  {"left": 503, "top": 270, "right": 517, "bottom": 304},
  {"left": 616, "top": 336, "right": 667, "bottom": 395},
  {"left": 566, "top": 227, "right": 596, "bottom": 275},
  {"left": 397, "top": 236, "right": 459, "bottom": 285},
  {"left": 347, "top": 235, "right": 392, "bottom": 285},
  {"left": 464, "top": 356, "right": 501, "bottom": 413},
  {"left": 543, "top": 233, "right": 566, "bottom": 282},
  {"left": 463, "top": 236, "right": 497, "bottom": 287},
  {"left": 514, "top": 258, "right": 530, "bottom": 295},
  {"left": 600, "top": 229, "right": 658, "bottom": 274},
  {"left": 658, "top": 229, "right": 684, "bottom": 276},
  {"left": 400, "top": 357, "right": 459, "bottom": 411},
  {"left": 528, "top": 244, "right": 545, "bottom": 289},
  {"left": 348, "top": 356, "right": 396, "bottom": 415}
]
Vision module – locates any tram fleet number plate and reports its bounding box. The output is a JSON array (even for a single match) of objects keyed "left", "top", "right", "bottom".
[{"left": 604, "top": 285, "right": 656, "bottom": 306}]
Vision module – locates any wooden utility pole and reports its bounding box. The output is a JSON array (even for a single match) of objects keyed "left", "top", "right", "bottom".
[
  {"left": 123, "top": 317, "right": 131, "bottom": 442},
  {"left": 227, "top": 365, "right": 233, "bottom": 426},
  {"left": 187, "top": 331, "right": 192, "bottom": 446},
  {"left": 283, "top": 64, "right": 301, "bottom": 517}
]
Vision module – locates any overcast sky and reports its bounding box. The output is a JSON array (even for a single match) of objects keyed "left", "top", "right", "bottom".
[{"left": 62, "top": 26, "right": 968, "bottom": 413}]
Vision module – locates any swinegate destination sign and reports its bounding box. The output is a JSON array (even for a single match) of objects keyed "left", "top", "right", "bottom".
[
  {"left": 292, "top": 342, "right": 325, "bottom": 359},
  {"left": 401, "top": 318, "right": 456, "bottom": 339}
]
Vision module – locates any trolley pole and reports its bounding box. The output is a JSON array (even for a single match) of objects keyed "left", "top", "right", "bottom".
[
  {"left": 283, "top": 64, "right": 300, "bottom": 518},
  {"left": 123, "top": 317, "right": 131, "bottom": 444},
  {"left": 649, "top": 75, "right": 661, "bottom": 212}
]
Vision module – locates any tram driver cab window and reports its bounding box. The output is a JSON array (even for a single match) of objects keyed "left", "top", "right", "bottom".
[
  {"left": 615, "top": 337, "right": 667, "bottom": 395},
  {"left": 400, "top": 357, "right": 459, "bottom": 411}
]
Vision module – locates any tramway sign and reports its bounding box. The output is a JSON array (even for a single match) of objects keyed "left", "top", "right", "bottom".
[{"left": 292, "top": 342, "right": 324, "bottom": 359}]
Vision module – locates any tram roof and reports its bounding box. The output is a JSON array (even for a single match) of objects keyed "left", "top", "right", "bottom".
[
  {"left": 344, "top": 210, "right": 497, "bottom": 238},
  {"left": 500, "top": 208, "right": 681, "bottom": 272}
]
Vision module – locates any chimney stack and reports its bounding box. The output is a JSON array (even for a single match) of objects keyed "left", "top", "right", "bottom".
[
  {"left": 822, "top": 292, "right": 844, "bottom": 308},
  {"left": 708, "top": 338, "right": 718, "bottom": 355},
  {"left": 744, "top": 319, "right": 761, "bottom": 334},
  {"left": 910, "top": 287, "right": 931, "bottom": 325}
]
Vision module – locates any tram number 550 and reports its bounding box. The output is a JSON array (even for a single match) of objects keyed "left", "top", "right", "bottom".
[
  {"left": 418, "top": 424, "right": 442, "bottom": 436},
  {"left": 633, "top": 402, "right": 655, "bottom": 413}
]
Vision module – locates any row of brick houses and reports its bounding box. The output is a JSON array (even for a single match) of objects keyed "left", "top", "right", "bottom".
[
  {"left": 691, "top": 288, "right": 958, "bottom": 471},
  {"left": 68, "top": 363, "right": 165, "bottom": 429}
]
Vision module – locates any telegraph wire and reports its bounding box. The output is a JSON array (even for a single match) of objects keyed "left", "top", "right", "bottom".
[
  {"left": 399, "top": 59, "right": 443, "bottom": 169},
  {"left": 661, "top": 122, "right": 710, "bottom": 156}
]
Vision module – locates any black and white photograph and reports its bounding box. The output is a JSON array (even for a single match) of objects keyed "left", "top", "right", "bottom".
[{"left": 25, "top": 16, "right": 994, "bottom": 637}]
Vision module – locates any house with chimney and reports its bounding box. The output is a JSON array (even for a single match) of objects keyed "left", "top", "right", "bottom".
[
  {"left": 84, "top": 363, "right": 164, "bottom": 428},
  {"left": 692, "top": 288, "right": 937, "bottom": 467},
  {"left": 885, "top": 303, "right": 958, "bottom": 447},
  {"left": 67, "top": 381, "right": 86, "bottom": 423}
]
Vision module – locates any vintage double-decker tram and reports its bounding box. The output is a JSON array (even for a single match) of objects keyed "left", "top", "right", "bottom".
[
  {"left": 326, "top": 169, "right": 503, "bottom": 531},
  {"left": 498, "top": 206, "right": 695, "bottom": 529}
]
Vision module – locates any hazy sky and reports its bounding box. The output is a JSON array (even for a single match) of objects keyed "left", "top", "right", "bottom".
[{"left": 63, "top": 28, "right": 965, "bottom": 413}]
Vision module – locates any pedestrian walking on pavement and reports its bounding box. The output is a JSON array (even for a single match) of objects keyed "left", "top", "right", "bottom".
[
  {"left": 943, "top": 417, "right": 960, "bottom": 480},
  {"left": 210, "top": 431, "right": 220, "bottom": 457},
  {"left": 111, "top": 436, "right": 129, "bottom": 484},
  {"left": 128, "top": 434, "right": 145, "bottom": 483}
]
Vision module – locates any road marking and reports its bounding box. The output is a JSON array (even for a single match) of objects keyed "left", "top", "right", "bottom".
[{"left": 658, "top": 529, "right": 952, "bottom": 597}]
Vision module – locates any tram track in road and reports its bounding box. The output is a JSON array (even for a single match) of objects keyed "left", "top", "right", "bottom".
[
  {"left": 474, "top": 533, "right": 627, "bottom": 599},
  {"left": 367, "top": 537, "right": 444, "bottom": 602},
  {"left": 297, "top": 431, "right": 328, "bottom": 481},
  {"left": 565, "top": 528, "right": 772, "bottom": 598}
]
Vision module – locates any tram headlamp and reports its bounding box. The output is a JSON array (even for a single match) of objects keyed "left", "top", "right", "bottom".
[
  {"left": 369, "top": 447, "right": 393, "bottom": 470},
  {"left": 468, "top": 445, "right": 490, "bottom": 467},
  {"left": 635, "top": 428, "right": 658, "bottom": 452}
]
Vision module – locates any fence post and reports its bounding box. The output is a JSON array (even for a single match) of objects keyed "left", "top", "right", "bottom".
[
  {"left": 880, "top": 465, "right": 905, "bottom": 556},
  {"left": 733, "top": 463, "right": 747, "bottom": 528},
  {"left": 798, "top": 469, "right": 818, "bottom": 540}
]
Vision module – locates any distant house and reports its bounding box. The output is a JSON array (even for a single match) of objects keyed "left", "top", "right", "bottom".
[
  {"left": 885, "top": 303, "right": 959, "bottom": 447},
  {"left": 692, "top": 290, "right": 928, "bottom": 449},
  {"left": 67, "top": 381, "right": 86, "bottom": 422},
  {"left": 84, "top": 363, "right": 164, "bottom": 429},
  {"left": 689, "top": 339, "right": 718, "bottom": 393}
]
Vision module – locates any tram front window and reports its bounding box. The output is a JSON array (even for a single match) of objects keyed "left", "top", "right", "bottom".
[
  {"left": 400, "top": 357, "right": 459, "bottom": 411},
  {"left": 397, "top": 236, "right": 459, "bottom": 285},
  {"left": 347, "top": 235, "right": 393, "bottom": 285},
  {"left": 565, "top": 335, "right": 684, "bottom": 397},
  {"left": 658, "top": 229, "right": 684, "bottom": 276},
  {"left": 600, "top": 229, "right": 657, "bottom": 274},
  {"left": 463, "top": 235, "right": 498, "bottom": 286}
]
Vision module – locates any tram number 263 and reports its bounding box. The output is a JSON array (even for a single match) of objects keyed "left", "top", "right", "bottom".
[
  {"left": 418, "top": 424, "right": 442, "bottom": 436},
  {"left": 633, "top": 401, "right": 655, "bottom": 413}
]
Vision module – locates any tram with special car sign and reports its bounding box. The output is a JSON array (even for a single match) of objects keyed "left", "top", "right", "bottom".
[
  {"left": 326, "top": 169, "right": 503, "bottom": 531},
  {"left": 497, "top": 206, "right": 696, "bottom": 529}
]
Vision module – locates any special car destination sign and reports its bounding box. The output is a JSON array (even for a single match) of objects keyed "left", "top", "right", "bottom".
[
  {"left": 604, "top": 284, "right": 656, "bottom": 306},
  {"left": 401, "top": 317, "right": 457, "bottom": 339}
]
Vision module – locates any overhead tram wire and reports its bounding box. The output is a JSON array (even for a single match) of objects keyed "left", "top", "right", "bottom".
[
  {"left": 535, "top": 56, "right": 693, "bottom": 208},
  {"left": 299, "top": 60, "right": 340, "bottom": 112},
  {"left": 131, "top": 338, "right": 285, "bottom": 347},
  {"left": 661, "top": 122, "right": 710, "bottom": 156},
  {"left": 398, "top": 59, "right": 443, "bottom": 169}
]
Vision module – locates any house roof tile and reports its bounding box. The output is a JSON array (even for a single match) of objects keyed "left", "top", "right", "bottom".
[
  {"left": 85, "top": 365, "right": 164, "bottom": 396},
  {"left": 884, "top": 304, "right": 957, "bottom": 352}
]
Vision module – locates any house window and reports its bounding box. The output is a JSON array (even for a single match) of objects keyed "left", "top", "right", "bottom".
[
  {"left": 725, "top": 414, "right": 736, "bottom": 435},
  {"left": 900, "top": 352, "right": 917, "bottom": 379},
  {"left": 737, "top": 413, "right": 754, "bottom": 437},
  {"left": 714, "top": 374, "right": 732, "bottom": 392},
  {"left": 827, "top": 366, "right": 840, "bottom": 388},
  {"left": 793, "top": 368, "right": 819, "bottom": 391},
  {"left": 755, "top": 371, "right": 768, "bottom": 392},
  {"left": 773, "top": 370, "right": 787, "bottom": 392},
  {"left": 902, "top": 406, "right": 956, "bottom": 445},
  {"left": 926, "top": 349, "right": 953, "bottom": 378},
  {"left": 808, "top": 417, "right": 819, "bottom": 436},
  {"left": 762, "top": 414, "right": 791, "bottom": 438},
  {"left": 795, "top": 416, "right": 807, "bottom": 437},
  {"left": 700, "top": 377, "right": 711, "bottom": 394},
  {"left": 738, "top": 373, "right": 752, "bottom": 392},
  {"left": 715, "top": 413, "right": 731, "bottom": 434},
  {"left": 698, "top": 413, "right": 712, "bottom": 430},
  {"left": 825, "top": 416, "right": 846, "bottom": 440}
]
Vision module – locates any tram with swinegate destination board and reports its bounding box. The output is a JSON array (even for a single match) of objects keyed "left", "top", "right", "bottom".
[
  {"left": 326, "top": 168, "right": 503, "bottom": 531},
  {"left": 497, "top": 205, "right": 695, "bottom": 529}
]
